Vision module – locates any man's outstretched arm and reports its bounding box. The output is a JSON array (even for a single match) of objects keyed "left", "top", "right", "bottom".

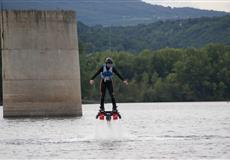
[
  {"left": 113, "top": 67, "right": 128, "bottom": 85},
  {"left": 113, "top": 67, "right": 125, "bottom": 81},
  {"left": 90, "top": 66, "right": 103, "bottom": 80}
]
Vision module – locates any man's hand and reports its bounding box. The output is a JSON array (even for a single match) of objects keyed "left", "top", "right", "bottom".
[
  {"left": 123, "top": 80, "right": 128, "bottom": 85},
  {"left": 89, "top": 80, "right": 95, "bottom": 85}
]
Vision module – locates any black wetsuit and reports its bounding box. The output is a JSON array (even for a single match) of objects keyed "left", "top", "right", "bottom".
[{"left": 90, "top": 65, "right": 124, "bottom": 110}]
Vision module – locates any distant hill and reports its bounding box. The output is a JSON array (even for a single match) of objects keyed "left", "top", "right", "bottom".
[
  {"left": 78, "top": 15, "right": 230, "bottom": 53},
  {"left": 2, "top": 0, "right": 229, "bottom": 26}
]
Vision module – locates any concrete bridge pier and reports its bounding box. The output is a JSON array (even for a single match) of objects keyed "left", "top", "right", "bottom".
[{"left": 0, "top": 10, "right": 82, "bottom": 117}]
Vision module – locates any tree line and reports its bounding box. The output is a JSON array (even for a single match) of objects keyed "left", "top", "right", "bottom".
[
  {"left": 0, "top": 44, "right": 228, "bottom": 104},
  {"left": 80, "top": 44, "right": 230, "bottom": 103}
]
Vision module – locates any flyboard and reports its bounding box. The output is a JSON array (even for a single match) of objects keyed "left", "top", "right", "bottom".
[
  {"left": 96, "top": 110, "right": 121, "bottom": 121},
  {"left": 95, "top": 108, "right": 123, "bottom": 139}
]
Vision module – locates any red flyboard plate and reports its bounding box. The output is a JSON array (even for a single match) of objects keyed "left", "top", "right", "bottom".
[
  {"left": 113, "top": 113, "right": 118, "bottom": 120},
  {"left": 99, "top": 113, "right": 104, "bottom": 120}
]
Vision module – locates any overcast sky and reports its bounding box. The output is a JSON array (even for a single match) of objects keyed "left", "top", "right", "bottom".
[{"left": 142, "top": 0, "right": 230, "bottom": 12}]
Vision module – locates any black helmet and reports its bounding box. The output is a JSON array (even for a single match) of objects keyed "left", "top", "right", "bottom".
[{"left": 105, "top": 57, "right": 113, "bottom": 64}]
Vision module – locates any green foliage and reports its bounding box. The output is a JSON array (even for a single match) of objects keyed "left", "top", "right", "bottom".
[
  {"left": 78, "top": 16, "right": 230, "bottom": 54},
  {"left": 80, "top": 44, "right": 230, "bottom": 103}
]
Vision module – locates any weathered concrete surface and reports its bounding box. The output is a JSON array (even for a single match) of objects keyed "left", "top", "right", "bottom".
[{"left": 0, "top": 10, "right": 82, "bottom": 117}]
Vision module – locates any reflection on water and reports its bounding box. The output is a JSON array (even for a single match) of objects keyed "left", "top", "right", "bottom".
[{"left": 0, "top": 102, "right": 230, "bottom": 159}]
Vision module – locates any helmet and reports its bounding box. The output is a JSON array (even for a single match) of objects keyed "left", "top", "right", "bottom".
[{"left": 105, "top": 57, "right": 113, "bottom": 64}]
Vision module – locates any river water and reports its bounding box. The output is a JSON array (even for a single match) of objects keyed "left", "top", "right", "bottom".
[{"left": 0, "top": 102, "right": 230, "bottom": 159}]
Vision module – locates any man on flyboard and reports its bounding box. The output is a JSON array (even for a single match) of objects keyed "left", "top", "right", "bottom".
[{"left": 89, "top": 57, "right": 128, "bottom": 120}]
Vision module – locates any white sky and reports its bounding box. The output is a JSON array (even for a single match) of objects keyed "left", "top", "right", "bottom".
[{"left": 142, "top": 0, "right": 230, "bottom": 12}]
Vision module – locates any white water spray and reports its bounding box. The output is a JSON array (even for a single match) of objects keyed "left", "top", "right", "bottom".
[{"left": 94, "top": 120, "right": 125, "bottom": 140}]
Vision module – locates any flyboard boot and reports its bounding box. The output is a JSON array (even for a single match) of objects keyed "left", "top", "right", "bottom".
[
  {"left": 96, "top": 106, "right": 105, "bottom": 119},
  {"left": 112, "top": 106, "right": 122, "bottom": 120}
]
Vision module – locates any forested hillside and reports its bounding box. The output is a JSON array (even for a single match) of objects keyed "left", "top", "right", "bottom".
[
  {"left": 2, "top": 0, "right": 228, "bottom": 26},
  {"left": 78, "top": 15, "right": 230, "bottom": 53}
]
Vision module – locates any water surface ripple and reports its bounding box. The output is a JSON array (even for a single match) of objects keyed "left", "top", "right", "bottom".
[{"left": 0, "top": 102, "right": 230, "bottom": 159}]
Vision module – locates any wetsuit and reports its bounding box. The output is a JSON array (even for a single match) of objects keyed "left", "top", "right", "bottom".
[{"left": 90, "top": 65, "right": 124, "bottom": 111}]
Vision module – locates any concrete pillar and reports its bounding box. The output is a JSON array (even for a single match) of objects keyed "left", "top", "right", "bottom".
[{"left": 0, "top": 10, "right": 82, "bottom": 117}]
